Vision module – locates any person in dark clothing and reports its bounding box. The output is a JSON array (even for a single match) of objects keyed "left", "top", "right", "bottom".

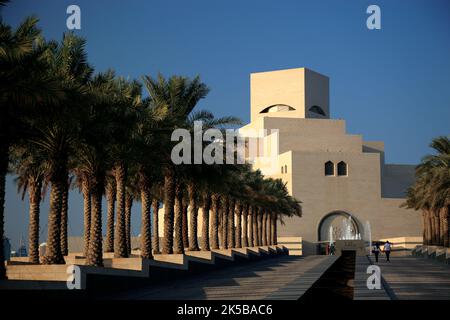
[
  {"left": 384, "top": 241, "right": 392, "bottom": 262},
  {"left": 372, "top": 243, "right": 380, "bottom": 262}
]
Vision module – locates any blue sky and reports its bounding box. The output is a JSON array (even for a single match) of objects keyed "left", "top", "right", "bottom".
[{"left": 2, "top": 0, "right": 450, "bottom": 248}]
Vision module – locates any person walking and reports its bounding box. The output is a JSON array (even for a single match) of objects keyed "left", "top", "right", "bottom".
[
  {"left": 383, "top": 240, "right": 392, "bottom": 262},
  {"left": 372, "top": 242, "right": 380, "bottom": 262},
  {"left": 330, "top": 243, "right": 335, "bottom": 255}
]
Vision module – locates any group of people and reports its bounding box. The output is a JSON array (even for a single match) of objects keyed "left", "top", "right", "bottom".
[
  {"left": 372, "top": 241, "right": 392, "bottom": 262},
  {"left": 324, "top": 240, "right": 393, "bottom": 263}
]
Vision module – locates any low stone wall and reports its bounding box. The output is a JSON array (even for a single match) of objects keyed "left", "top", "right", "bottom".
[
  {"left": 412, "top": 245, "right": 450, "bottom": 264},
  {"left": 277, "top": 237, "right": 302, "bottom": 255},
  {"left": 1, "top": 245, "right": 289, "bottom": 292},
  {"left": 377, "top": 236, "right": 423, "bottom": 251}
]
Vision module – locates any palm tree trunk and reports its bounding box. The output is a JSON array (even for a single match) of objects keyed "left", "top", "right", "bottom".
[
  {"left": 422, "top": 210, "right": 427, "bottom": 245},
  {"left": 248, "top": 206, "right": 254, "bottom": 247},
  {"left": 201, "top": 193, "right": 211, "bottom": 251},
  {"left": 242, "top": 204, "right": 248, "bottom": 247},
  {"left": 114, "top": 162, "right": 128, "bottom": 258},
  {"left": 218, "top": 199, "right": 223, "bottom": 247},
  {"left": 433, "top": 211, "right": 440, "bottom": 245},
  {"left": 173, "top": 182, "right": 184, "bottom": 254},
  {"left": 140, "top": 180, "right": 152, "bottom": 259},
  {"left": 182, "top": 202, "right": 189, "bottom": 248},
  {"left": 235, "top": 201, "right": 242, "bottom": 248},
  {"left": 262, "top": 210, "right": 268, "bottom": 246},
  {"left": 125, "top": 193, "right": 133, "bottom": 254},
  {"left": 441, "top": 207, "right": 449, "bottom": 248},
  {"left": 227, "top": 198, "right": 235, "bottom": 248},
  {"left": 426, "top": 210, "right": 433, "bottom": 245},
  {"left": 0, "top": 148, "right": 7, "bottom": 279},
  {"left": 43, "top": 179, "right": 65, "bottom": 264},
  {"left": 253, "top": 207, "right": 258, "bottom": 246},
  {"left": 221, "top": 196, "right": 229, "bottom": 249},
  {"left": 60, "top": 178, "right": 69, "bottom": 256},
  {"left": 271, "top": 212, "right": 278, "bottom": 245},
  {"left": 86, "top": 176, "right": 104, "bottom": 267},
  {"left": 257, "top": 210, "right": 263, "bottom": 246},
  {"left": 28, "top": 177, "right": 42, "bottom": 264},
  {"left": 82, "top": 179, "right": 91, "bottom": 257},
  {"left": 104, "top": 180, "right": 116, "bottom": 253},
  {"left": 269, "top": 212, "right": 273, "bottom": 245},
  {"left": 152, "top": 198, "right": 160, "bottom": 254},
  {"left": 210, "top": 194, "right": 220, "bottom": 250},
  {"left": 162, "top": 170, "right": 175, "bottom": 254},
  {"left": 187, "top": 182, "right": 200, "bottom": 251}
]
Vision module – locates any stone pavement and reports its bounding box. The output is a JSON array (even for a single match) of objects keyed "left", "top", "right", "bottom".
[
  {"left": 353, "top": 256, "right": 390, "bottom": 300},
  {"left": 105, "top": 252, "right": 450, "bottom": 300},
  {"left": 109, "top": 255, "right": 337, "bottom": 300},
  {"left": 369, "top": 254, "right": 450, "bottom": 300}
]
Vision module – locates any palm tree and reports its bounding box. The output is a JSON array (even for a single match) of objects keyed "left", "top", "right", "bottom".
[
  {"left": 221, "top": 196, "right": 229, "bottom": 249},
  {"left": 142, "top": 74, "right": 209, "bottom": 254},
  {"left": 60, "top": 176, "right": 71, "bottom": 256},
  {"left": 77, "top": 145, "right": 107, "bottom": 267},
  {"left": 403, "top": 136, "right": 450, "bottom": 247},
  {"left": 151, "top": 183, "right": 162, "bottom": 254},
  {"left": 187, "top": 181, "right": 200, "bottom": 251},
  {"left": 0, "top": 13, "right": 64, "bottom": 276},
  {"left": 108, "top": 76, "right": 141, "bottom": 258},
  {"left": 235, "top": 200, "right": 243, "bottom": 248},
  {"left": 210, "top": 193, "right": 220, "bottom": 249},
  {"left": 173, "top": 180, "right": 185, "bottom": 254},
  {"left": 73, "top": 170, "right": 91, "bottom": 256},
  {"left": 180, "top": 111, "right": 242, "bottom": 251},
  {"left": 125, "top": 189, "right": 134, "bottom": 254},
  {"left": 34, "top": 33, "right": 93, "bottom": 264},
  {"left": 12, "top": 146, "right": 45, "bottom": 264},
  {"left": 227, "top": 198, "right": 235, "bottom": 248},
  {"left": 200, "top": 192, "right": 211, "bottom": 251},
  {"left": 182, "top": 202, "right": 189, "bottom": 249},
  {"left": 242, "top": 203, "right": 249, "bottom": 247},
  {"left": 104, "top": 176, "right": 116, "bottom": 252},
  {"left": 75, "top": 71, "right": 123, "bottom": 266},
  {"left": 134, "top": 101, "right": 169, "bottom": 259},
  {"left": 161, "top": 168, "right": 176, "bottom": 254},
  {"left": 152, "top": 197, "right": 161, "bottom": 254}
]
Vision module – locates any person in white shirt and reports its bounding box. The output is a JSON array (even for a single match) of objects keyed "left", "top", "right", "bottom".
[{"left": 383, "top": 241, "right": 392, "bottom": 262}]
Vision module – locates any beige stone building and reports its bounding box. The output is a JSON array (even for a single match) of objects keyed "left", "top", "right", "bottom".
[{"left": 240, "top": 67, "right": 422, "bottom": 255}]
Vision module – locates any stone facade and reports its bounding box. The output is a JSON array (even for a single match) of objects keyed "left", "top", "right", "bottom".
[{"left": 240, "top": 67, "right": 422, "bottom": 255}]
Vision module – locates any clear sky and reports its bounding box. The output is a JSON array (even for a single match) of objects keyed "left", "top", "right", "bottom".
[{"left": 2, "top": 0, "right": 450, "bottom": 248}]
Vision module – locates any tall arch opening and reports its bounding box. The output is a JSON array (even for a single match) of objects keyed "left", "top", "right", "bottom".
[{"left": 318, "top": 211, "right": 360, "bottom": 243}]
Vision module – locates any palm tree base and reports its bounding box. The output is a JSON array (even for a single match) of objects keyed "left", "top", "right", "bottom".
[{"left": 42, "top": 256, "right": 65, "bottom": 265}]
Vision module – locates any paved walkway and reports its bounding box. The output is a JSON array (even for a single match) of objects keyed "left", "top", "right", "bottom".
[
  {"left": 370, "top": 255, "right": 450, "bottom": 300},
  {"left": 110, "top": 255, "right": 336, "bottom": 300},
  {"left": 354, "top": 256, "right": 390, "bottom": 300}
]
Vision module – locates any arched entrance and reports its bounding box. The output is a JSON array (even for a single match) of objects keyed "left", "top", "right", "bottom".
[{"left": 317, "top": 211, "right": 360, "bottom": 254}]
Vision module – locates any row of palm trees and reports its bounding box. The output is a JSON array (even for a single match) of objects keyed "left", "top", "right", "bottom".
[
  {"left": 0, "top": 9, "right": 302, "bottom": 278},
  {"left": 402, "top": 136, "right": 450, "bottom": 248}
]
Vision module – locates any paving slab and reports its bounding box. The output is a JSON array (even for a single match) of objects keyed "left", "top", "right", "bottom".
[
  {"left": 353, "top": 256, "right": 390, "bottom": 300},
  {"left": 110, "top": 255, "right": 336, "bottom": 300},
  {"left": 370, "top": 255, "right": 450, "bottom": 300}
]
